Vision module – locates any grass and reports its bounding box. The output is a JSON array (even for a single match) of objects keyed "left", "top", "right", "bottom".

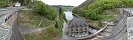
[
  {"left": 101, "top": 15, "right": 115, "bottom": 21},
  {"left": 88, "top": 20, "right": 103, "bottom": 29},
  {"left": 22, "top": 25, "right": 62, "bottom": 40},
  {"left": 18, "top": 10, "right": 63, "bottom": 40},
  {"left": 18, "top": 10, "right": 55, "bottom": 28}
]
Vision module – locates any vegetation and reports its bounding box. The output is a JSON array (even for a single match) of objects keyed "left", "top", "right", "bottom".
[
  {"left": 73, "top": 0, "right": 133, "bottom": 20},
  {"left": 18, "top": 10, "right": 55, "bottom": 28},
  {"left": 18, "top": 10, "right": 62, "bottom": 40},
  {"left": 19, "top": 0, "right": 32, "bottom": 6},
  {"left": 22, "top": 25, "right": 61, "bottom": 40},
  {"left": 12, "top": 0, "right": 32, "bottom": 6},
  {"left": 33, "top": 1, "right": 56, "bottom": 20},
  {"left": 18, "top": 1, "right": 64, "bottom": 40},
  {"left": 0, "top": 0, "right": 33, "bottom": 7},
  {"left": 0, "top": 0, "right": 10, "bottom": 7},
  {"left": 72, "top": 0, "right": 95, "bottom": 14}
]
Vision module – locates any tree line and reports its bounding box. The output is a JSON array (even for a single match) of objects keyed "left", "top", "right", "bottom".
[
  {"left": 32, "top": 1, "right": 57, "bottom": 20},
  {"left": 0, "top": 0, "right": 32, "bottom": 7}
]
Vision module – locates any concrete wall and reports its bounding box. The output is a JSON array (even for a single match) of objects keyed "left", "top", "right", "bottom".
[
  {"left": 0, "top": 9, "right": 19, "bottom": 40},
  {"left": 104, "top": 8, "right": 132, "bottom": 40}
]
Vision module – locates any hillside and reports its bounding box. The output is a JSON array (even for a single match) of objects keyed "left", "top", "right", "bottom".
[
  {"left": 72, "top": 0, "right": 133, "bottom": 29},
  {"left": 73, "top": 0, "right": 133, "bottom": 20},
  {"left": 16, "top": 1, "right": 64, "bottom": 40},
  {"left": 72, "top": 0, "right": 95, "bottom": 14}
]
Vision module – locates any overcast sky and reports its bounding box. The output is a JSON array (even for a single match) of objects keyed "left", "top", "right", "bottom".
[{"left": 41, "top": 0, "right": 86, "bottom": 6}]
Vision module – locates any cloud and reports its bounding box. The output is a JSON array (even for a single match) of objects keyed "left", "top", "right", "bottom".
[{"left": 41, "top": 0, "right": 86, "bottom": 6}]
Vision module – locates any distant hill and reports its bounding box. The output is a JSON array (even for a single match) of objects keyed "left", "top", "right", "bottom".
[
  {"left": 72, "top": 0, "right": 95, "bottom": 14},
  {"left": 52, "top": 5, "right": 74, "bottom": 11}
]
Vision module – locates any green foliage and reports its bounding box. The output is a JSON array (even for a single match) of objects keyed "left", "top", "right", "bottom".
[
  {"left": 33, "top": 1, "right": 56, "bottom": 20},
  {"left": 23, "top": 25, "right": 61, "bottom": 40},
  {"left": 19, "top": 0, "right": 32, "bottom": 6},
  {"left": 73, "top": 0, "right": 133, "bottom": 20},
  {"left": 72, "top": 0, "right": 95, "bottom": 15},
  {"left": 0, "top": 0, "right": 10, "bottom": 7}
]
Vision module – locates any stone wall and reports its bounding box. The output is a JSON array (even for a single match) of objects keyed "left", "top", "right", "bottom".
[
  {"left": 104, "top": 8, "right": 133, "bottom": 40},
  {"left": 0, "top": 8, "right": 20, "bottom": 40},
  {"left": 104, "top": 18, "right": 127, "bottom": 40}
]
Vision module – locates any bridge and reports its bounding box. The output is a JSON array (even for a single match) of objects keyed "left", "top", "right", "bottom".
[{"left": 0, "top": 7, "right": 23, "bottom": 40}]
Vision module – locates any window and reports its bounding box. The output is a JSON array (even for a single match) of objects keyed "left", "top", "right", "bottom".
[
  {"left": 76, "top": 29, "right": 78, "bottom": 31},
  {"left": 85, "top": 28, "right": 87, "bottom": 30},
  {"left": 80, "top": 29, "right": 83, "bottom": 31},
  {"left": 71, "top": 29, "right": 73, "bottom": 31},
  {"left": 76, "top": 32, "right": 78, "bottom": 34},
  {"left": 80, "top": 32, "right": 82, "bottom": 34}
]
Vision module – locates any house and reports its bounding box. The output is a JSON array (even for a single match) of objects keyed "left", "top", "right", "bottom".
[
  {"left": 14, "top": 1, "right": 21, "bottom": 7},
  {"left": 67, "top": 18, "right": 90, "bottom": 38}
]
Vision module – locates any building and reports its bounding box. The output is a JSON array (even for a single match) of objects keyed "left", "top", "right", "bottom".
[
  {"left": 67, "top": 18, "right": 90, "bottom": 38},
  {"left": 14, "top": 2, "right": 21, "bottom": 7}
]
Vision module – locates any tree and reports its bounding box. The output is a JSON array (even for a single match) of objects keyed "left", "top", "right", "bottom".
[
  {"left": 0, "top": 0, "right": 10, "bottom": 7},
  {"left": 19, "top": 0, "right": 32, "bottom": 6},
  {"left": 33, "top": 1, "right": 56, "bottom": 20}
]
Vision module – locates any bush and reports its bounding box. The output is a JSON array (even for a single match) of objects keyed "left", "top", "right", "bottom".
[
  {"left": 33, "top": 1, "right": 56, "bottom": 20},
  {"left": 0, "top": 0, "right": 10, "bottom": 7},
  {"left": 19, "top": 0, "right": 32, "bottom": 6}
]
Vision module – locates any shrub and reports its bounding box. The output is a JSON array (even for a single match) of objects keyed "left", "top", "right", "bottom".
[
  {"left": 33, "top": 1, "right": 56, "bottom": 20},
  {"left": 0, "top": 0, "right": 10, "bottom": 7}
]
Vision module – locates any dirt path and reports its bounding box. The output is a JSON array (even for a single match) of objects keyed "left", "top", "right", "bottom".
[{"left": 20, "top": 27, "right": 48, "bottom": 34}]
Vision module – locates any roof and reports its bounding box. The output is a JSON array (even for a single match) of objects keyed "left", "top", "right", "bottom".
[{"left": 68, "top": 18, "right": 88, "bottom": 28}]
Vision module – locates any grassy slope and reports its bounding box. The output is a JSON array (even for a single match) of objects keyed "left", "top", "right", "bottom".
[
  {"left": 18, "top": 10, "right": 62, "bottom": 40},
  {"left": 22, "top": 25, "right": 62, "bottom": 40}
]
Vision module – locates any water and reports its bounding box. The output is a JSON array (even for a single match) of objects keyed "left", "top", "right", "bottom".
[{"left": 64, "top": 11, "right": 74, "bottom": 21}]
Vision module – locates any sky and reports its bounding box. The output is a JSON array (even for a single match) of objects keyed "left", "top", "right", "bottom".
[{"left": 41, "top": 0, "right": 86, "bottom": 6}]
